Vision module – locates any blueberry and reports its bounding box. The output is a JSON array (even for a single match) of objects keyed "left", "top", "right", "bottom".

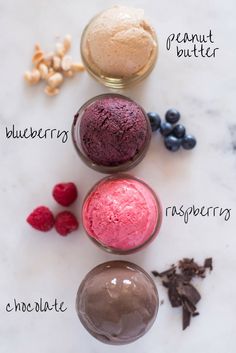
[
  {"left": 181, "top": 135, "right": 197, "bottom": 150},
  {"left": 165, "top": 109, "right": 181, "bottom": 124},
  {"left": 164, "top": 135, "right": 182, "bottom": 152},
  {"left": 173, "top": 124, "right": 186, "bottom": 138},
  {"left": 147, "top": 112, "right": 161, "bottom": 132},
  {"left": 160, "top": 122, "right": 173, "bottom": 136}
]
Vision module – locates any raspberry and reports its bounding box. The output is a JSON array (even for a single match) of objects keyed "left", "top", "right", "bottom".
[
  {"left": 27, "top": 206, "right": 54, "bottom": 232},
  {"left": 55, "top": 211, "right": 79, "bottom": 236},
  {"left": 52, "top": 182, "right": 78, "bottom": 206}
]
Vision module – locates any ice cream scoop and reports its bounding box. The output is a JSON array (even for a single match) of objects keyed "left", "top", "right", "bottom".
[
  {"left": 82, "top": 175, "right": 162, "bottom": 254},
  {"left": 76, "top": 261, "right": 159, "bottom": 345},
  {"left": 72, "top": 94, "right": 151, "bottom": 173},
  {"left": 81, "top": 5, "right": 158, "bottom": 87}
]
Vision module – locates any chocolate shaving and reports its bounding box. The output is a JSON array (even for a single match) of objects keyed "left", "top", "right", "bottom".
[
  {"left": 152, "top": 257, "right": 213, "bottom": 330},
  {"left": 159, "top": 266, "right": 176, "bottom": 278},
  {"left": 162, "top": 280, "right": 170, "bottom": 288},
  {"left": 151, "top": 270, "right": 160, "bottom": 277},
  {"left": 204, "top": 257, "right": 213, "bottom": 271},
  {"left": 192, "top": 311, "right": 200, "bottom": 317},
  {"left": 182, "top": 297, "right": 197, "bottom": 314},
  {"left": 183, "top": 306, "right": 191, "bottom": 330},
  {"left": 179, "top": 258, "right": 205, "bottom": 280},
  {"left": 168, "top": 280, "right": 182, "bottom": 307},
  {"left": 176, "top": 282, "right": 201, "bottom": 305}
]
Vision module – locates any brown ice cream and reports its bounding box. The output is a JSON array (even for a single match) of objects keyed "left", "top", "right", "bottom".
[
  {"left": 76, "top": 261, "right": 159, "bottom": 345},
  {"left": 81, "top": 5, "right": 157, "bottom": 78}
]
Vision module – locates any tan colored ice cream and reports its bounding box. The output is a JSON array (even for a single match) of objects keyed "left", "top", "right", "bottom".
[{"left": 82, "top": 5, "right": 157, "bottom": 78}]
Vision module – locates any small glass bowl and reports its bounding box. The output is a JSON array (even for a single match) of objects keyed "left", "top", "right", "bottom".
[
  {"left": 71, "top": 94, "right": 152, "bottom": 174},
  {"left": 81, "top": 174, "right": 162, "bottom": 255},
  {"left": 76, "top": 260, "right": 159, "bottom": 345},
  {"left": 80, "top": 11, "right": 158, "bottom": 88}
]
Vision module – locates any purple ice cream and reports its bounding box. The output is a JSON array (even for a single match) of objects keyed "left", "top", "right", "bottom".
[{"left": 78, "top": 96, "right": 150, "bottom": 166}]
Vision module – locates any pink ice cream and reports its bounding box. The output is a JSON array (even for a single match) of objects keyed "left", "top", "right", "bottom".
[{"left": 82, "top": 177, "right": 161, "bottom": 252}]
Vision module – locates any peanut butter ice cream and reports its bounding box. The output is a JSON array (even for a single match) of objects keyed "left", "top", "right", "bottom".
[{"left": 81, "top": 5, "right": 157, "bottom": 81}]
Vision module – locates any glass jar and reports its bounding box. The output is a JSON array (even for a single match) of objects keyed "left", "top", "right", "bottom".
[
  {"left": 80, "top": 6, "right": 158, "bottom": 88},
  {"left": 76, "top": 260, "right": 159, "bottom": 345},
  {"left": 72, "top": 94, "right": 152, "bottom": 174},
  {"left": 82, "top": 174, "right": 162, "bottom": 255}
]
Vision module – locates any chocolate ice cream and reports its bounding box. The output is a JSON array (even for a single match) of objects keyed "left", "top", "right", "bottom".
[
  {"left": 76, "top": 261, "right": 159, "bottom": 345},
  {"left": 77, "top": 95, "right": 151, "bottom": 167}
]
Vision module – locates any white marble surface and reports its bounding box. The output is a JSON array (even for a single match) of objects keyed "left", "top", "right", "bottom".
[{"left": 0, "top": 0, "right": 236, "bottom": 352}]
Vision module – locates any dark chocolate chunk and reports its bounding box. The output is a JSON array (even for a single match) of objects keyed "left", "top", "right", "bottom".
[
  {"left": 182, "top": 298, "right": 197, "bottom": 314},
  {"left": 179, "top": 258, "right": 206, "bottom": 280},
  {"left": 176, "top": 282, "right": 201, "bottom": 305},
  {"left": 151, "top": 270, "right": 160, "bottom": 277},
  {"left": 151, "top": 257, "right": 213, "bottom": 331},
  {"left": 159, "top": 266, "right": 176, "bottom": 278},
  {"left": 183, "top": 306, "right": 191, "bottom": 330},
  {"left": 192, "top": 311, "right": 200, "bottom": 317},
  {"left": 168, "top": 282, "right": 182, "bottom": 307},
  {"left": 204, "top": 257, "right": 213, "bottom": 271},
  {"left": 162, "top": 280, "right": 170, "bottom": 288}
]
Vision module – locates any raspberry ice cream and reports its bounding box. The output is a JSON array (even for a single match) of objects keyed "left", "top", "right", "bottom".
[
  {"left": 81, "top": 5, "right": 157, "bottom": 78},
  {"left": 72, "top": 94, "right": 151, "bottom": 172},
  {"left": 82, "top": 176, "right": 162, "bottom": 253}
]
